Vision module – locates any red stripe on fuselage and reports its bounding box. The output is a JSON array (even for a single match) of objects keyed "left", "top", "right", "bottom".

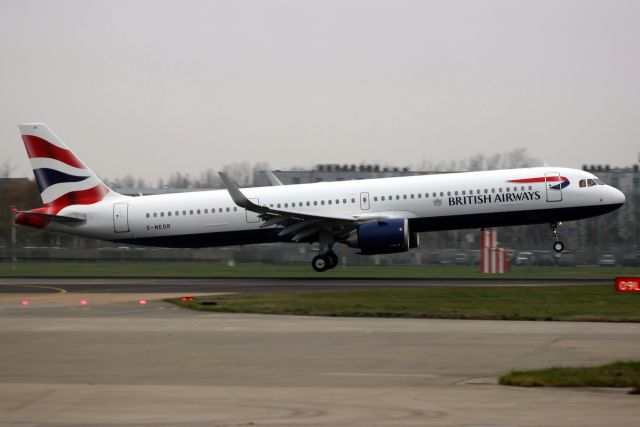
[
  {"left": 22, "top": 135, "right": 86, "bottom": 169},
  {"left": 508, "top": 176, "right": 567, "bottom": 183}
]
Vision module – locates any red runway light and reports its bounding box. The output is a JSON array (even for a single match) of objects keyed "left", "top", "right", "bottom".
[
  {"left": 21, "top": 300, "right": 29, "bottom": 306},
  {"left": 80, "top": 299, "right": 89, "bottom": 305},
  {"left": 138, "top": 299, "right": 147, "bottom": 305},
  {"left": 181, "top": 296, "right": 194, "bottom": 301}
]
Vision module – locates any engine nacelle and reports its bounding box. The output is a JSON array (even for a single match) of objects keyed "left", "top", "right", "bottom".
[{"left": 346, "top": 218, "right": 410, "bottom": 255}]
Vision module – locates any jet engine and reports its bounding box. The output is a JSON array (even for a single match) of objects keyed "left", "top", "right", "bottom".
[{"left": 345, "top": 218, "right": 414, "bottom": 255}]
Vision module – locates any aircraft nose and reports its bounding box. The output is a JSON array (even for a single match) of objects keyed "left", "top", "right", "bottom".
[{"left": 612, "top": 187, "right": 626, "bottom": 205}]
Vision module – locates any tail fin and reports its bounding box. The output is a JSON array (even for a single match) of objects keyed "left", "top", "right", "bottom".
[{"left": 18, "top": 123, "right": 116, "bottom": 211}]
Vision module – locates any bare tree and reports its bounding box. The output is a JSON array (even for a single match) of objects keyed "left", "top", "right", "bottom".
[{"left": 0, "top": 158, "right": 15, "bottom": 178}]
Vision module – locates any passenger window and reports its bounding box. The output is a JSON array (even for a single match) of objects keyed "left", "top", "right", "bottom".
[
  {"left": 182, "top": 210, "right": 187, "bottom": 215},
  {"left": 454, "top": 191, "right": 459, "bottom": 196},
  {"left": 219, "top": 208, "right": 223, "bottom": 213},
  {"left": 146, "top": 213, "right": 150, "bottom": 218},
  {"left": 175, "top": 211, "right": 179, "bottom": 216},
  {"left": 335, "top": 199, "right": 339, "bottom": 204},
  {"left": 374, "top": 197, "right": 378, "bottom": 202},
  {"left": 403, "top": 195, "right": 407, "bottom": 199},
  {"left": 197, "top": 209, "right": 201, "bottom": 214},
  {"left": 226, "top": 207, "right": 230, "bottom": 212},
  {"left": 342, "top": 199, "right": 347, "bottom": 204},
  {"left": 314, "top": 201, "right": 318, "bottom": 206},
  {"left": 284, "top": 203, "right": 288, "bottom": 208},
  {"left": 190, "top": 210, "right": 194, "bottom": 215},
  {"left": 410, "top": 194, "right": 414, "bottom": 199},
  {"left": 396, "top": 195, "right": 400, "bottom": 200},
  {"left": 484, "top": 189, "right": 488, "bottom": 194},
  {"left": 506, "top": 187, "right": 510, "bottom": 192},
  {"left": 153, "top": 213, "right": 157, "bottom": 218},
  {"left": 461, "top": 191, "right": 465, "bottom": 195},
  {"left": 234, "top": 207, "right": 237, "bottom": 211},
  {"left": 168, "top": 212, "right": 172, "bottom": 217},
  {"left": 528, "top": 186, "right": 532, "bottom": 190},
  {"left": 321, "top": 200, "right": 325, "bottom": 205},
  {"left": 447, "top": 191, "right": 451, "bottom": 196},
  {"left": 328, "top": 200, "right": 332, "bottom": 205},
  {"left": 439, "top": 192, "right": 443, "bottom": 197},
  {"left": 417, "top": 194, "right": 422, "bottom": 199},
  {"left": 306, "top": 202, "right": 310, "bottom": 206}
]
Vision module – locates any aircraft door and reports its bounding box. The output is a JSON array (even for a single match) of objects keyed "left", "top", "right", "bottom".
[
  {"left": 246, "top": 198, "right": 260, "bottom": 223},
  {"left": 113, "top": 203, "right": 130, "bottom": 233},
  {"left": 360, "top": 192, "right": 370, "bottom": 210},
  {"left": 545, "top": 173, "right": 563, "bottom": 202}
]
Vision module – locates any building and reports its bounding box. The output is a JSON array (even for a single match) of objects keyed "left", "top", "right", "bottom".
[
  {"left": 580, "top": 163, "right": 640, "bottom": 251},
  {"left": 254, "top": 163, "right": 448, "bottom": 186}
]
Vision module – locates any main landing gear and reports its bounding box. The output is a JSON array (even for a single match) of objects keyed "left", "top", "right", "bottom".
[
  {"left": 551, "top": 222, "right": 565, "bottom": 252},
  {"left": 311, "top": 231, "right": 339, "bottom": 272},
  {"left": 311, "top": 250, "right": 339, "bottom": 272}
]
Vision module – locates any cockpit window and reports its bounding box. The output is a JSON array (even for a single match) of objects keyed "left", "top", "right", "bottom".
[{"left": 580, "top": 178, "right": 603, "bottom": 188}]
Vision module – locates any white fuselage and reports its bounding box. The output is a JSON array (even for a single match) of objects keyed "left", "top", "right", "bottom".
[{"left": 48, "top": 166, "right": 625, "bottom": 248}]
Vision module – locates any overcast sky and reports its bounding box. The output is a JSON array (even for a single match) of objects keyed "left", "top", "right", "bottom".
[{"left": 1, "top": 0, "right": 639, "bottom": 182}]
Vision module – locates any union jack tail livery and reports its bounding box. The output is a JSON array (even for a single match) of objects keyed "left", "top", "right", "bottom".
[{"left": 19, "top": 123, "right": 115, "bottom": 212}]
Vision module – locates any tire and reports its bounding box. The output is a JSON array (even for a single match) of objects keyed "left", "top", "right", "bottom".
[
  {"left": 553, "top": 241, "right": 565, "bottom": 252},
  {"left": 312, "top": 255, "right": 328, "bottom": 272},
  {"left": 325, "top": 252, "right": 339, "bottom": 269}
]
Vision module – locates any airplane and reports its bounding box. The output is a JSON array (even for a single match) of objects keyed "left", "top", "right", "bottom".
[{"left": 14, "top": 123, "right": 625, "bottom": 271}]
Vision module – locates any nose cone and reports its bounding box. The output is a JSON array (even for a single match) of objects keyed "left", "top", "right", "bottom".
[{"left": 612, "top": 187, "right": 626, "bottom": 205}]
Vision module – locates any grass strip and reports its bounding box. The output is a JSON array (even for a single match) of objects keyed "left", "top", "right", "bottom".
[
  {"left": 499, "top": 361, "right": 640, "bottom": 394},
  {"left": 1, "top": 260, "right": 640, "bottom": 279},
  {"left": 166, "top": 285, "right": 640, "bottom": 322}
]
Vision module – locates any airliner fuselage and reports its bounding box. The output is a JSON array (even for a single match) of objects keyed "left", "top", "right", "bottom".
[{"left": 14, "top": 123, "right": 625, "bottom": 271}]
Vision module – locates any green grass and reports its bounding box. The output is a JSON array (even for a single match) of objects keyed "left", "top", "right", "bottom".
[
  {"left": 166, "top": 285, "right": 640, "bottom": 322},
  {"left": 499, "top": 361, "right": 640, "bottom": 394},
  {"left": 1, "top": 260, "right": 639, "bottom": 279}
]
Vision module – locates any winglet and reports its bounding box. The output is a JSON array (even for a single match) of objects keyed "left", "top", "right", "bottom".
[
  {"left": 264, "top": 170, "right": 283, "bottom": 186},
  {"left": 218, "top": 172, "right": 266, "bottom": 213}
]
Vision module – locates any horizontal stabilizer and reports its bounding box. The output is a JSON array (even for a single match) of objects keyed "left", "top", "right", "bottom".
[{"left": 17, "top": 211, "right": 86, "bottom": 224}]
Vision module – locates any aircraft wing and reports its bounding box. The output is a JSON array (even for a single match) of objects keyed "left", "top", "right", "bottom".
[{"left": 219, "top": 172, "right": 363, "bottom": 241}]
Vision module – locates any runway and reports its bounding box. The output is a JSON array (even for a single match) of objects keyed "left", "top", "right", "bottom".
[
  {"left": 0, "top": 276, "right": 608, "bottom": 294},
  {"left": 0, "top": 277, "right": 637, "bottom": 426}
]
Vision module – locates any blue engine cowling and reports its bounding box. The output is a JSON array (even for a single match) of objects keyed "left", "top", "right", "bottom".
[{"left": 346, "top": 218, "right": 410, "bottom": 255}]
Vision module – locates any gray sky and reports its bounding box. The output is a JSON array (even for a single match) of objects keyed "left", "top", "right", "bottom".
[{"left": 1, "top": 0, "right": 639, "bottom": 182}]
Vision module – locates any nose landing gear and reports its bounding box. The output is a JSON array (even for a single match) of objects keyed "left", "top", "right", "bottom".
[{"left": 551, "top": 222, "right": 565, "bottom": 252}]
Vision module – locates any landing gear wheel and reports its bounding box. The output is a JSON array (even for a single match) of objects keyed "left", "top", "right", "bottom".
[
  {"left": 553, "top": 241, "right": 565, "bottom": 252},
  {"left": 325, "top": 251, "right": 339, "bottom": 270},
  {"left": 312, "top": 255, "right": 329, "bottom": 272}
]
